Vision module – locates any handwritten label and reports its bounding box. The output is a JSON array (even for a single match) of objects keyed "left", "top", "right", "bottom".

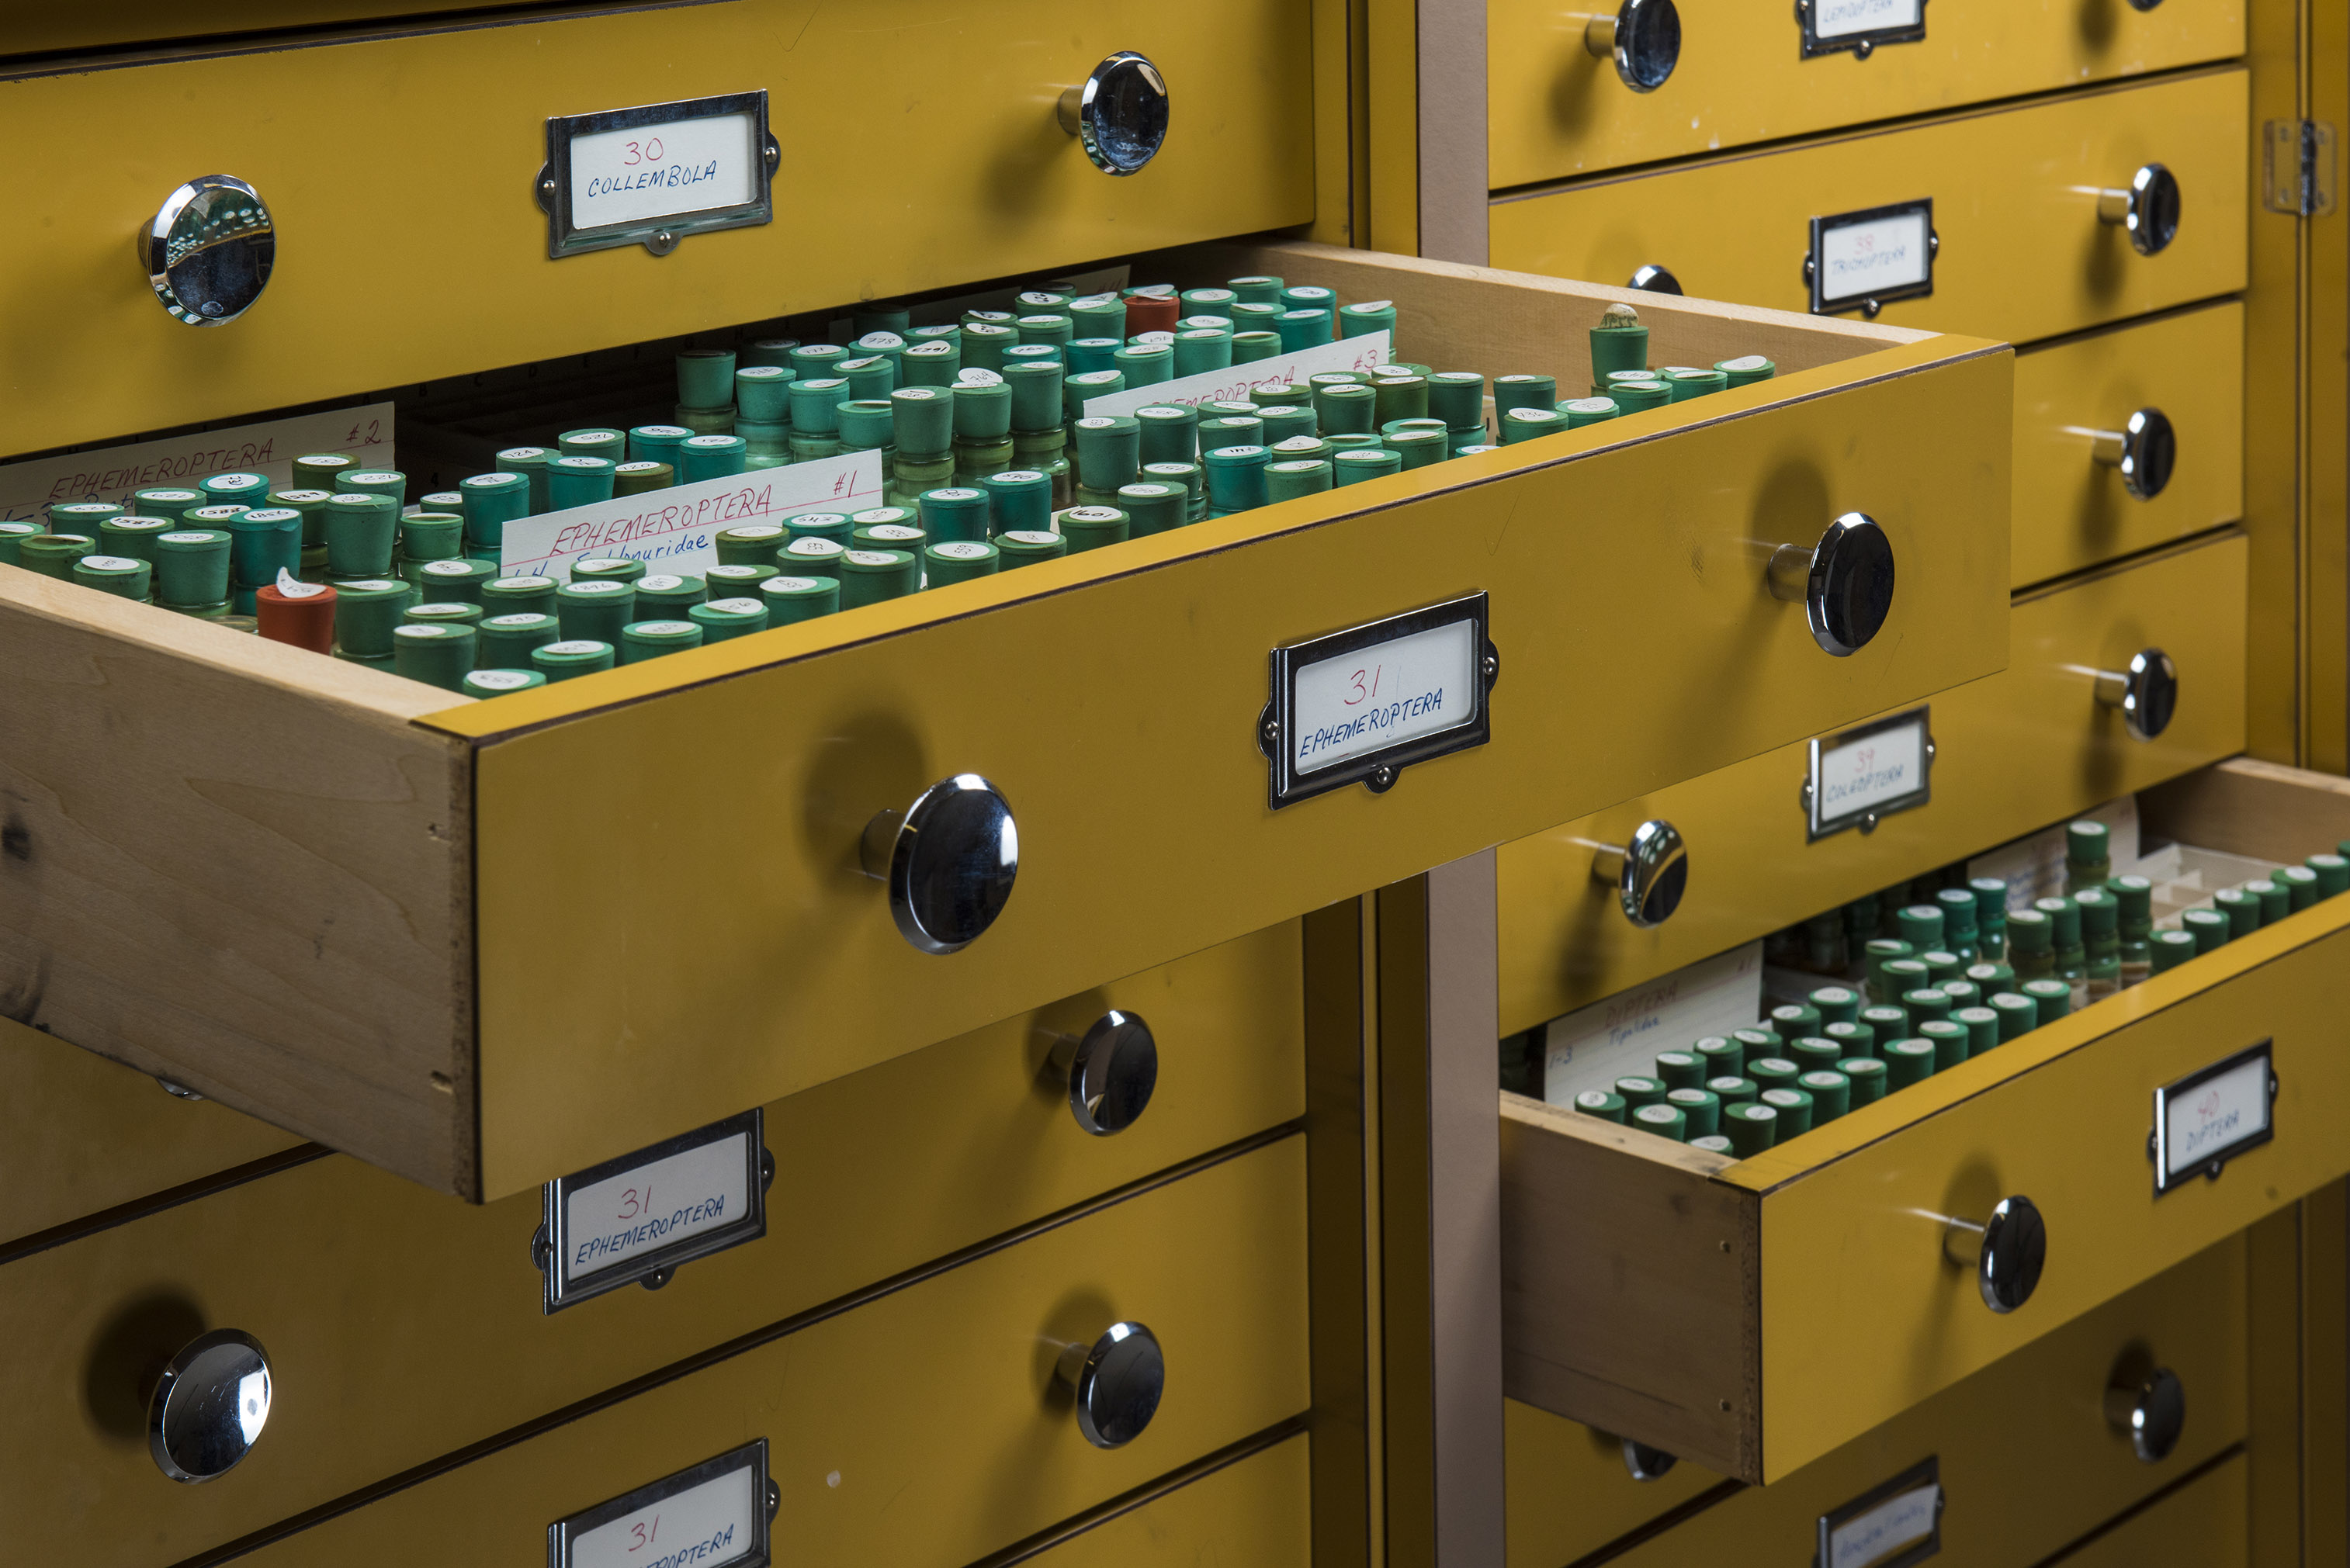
[
  {"left": 1542, "top": 943, "right": 1762, "bottom": 1106},
  {"left": 571, "top": 112, "right": 759, "bottom": 233},
  {"left": 1292, "top": 618, "right": 1476, "bottom": 775},
  {"left": 1817, "top": 206, "right": 1932, "bottom": 304},
  {"left": 553, "top": 1443, "right": 768, "bottom": 1568},
  {"left": 500, "top": 451, "right": 882, "bottom": 580},
  {"left": 2156, "top": 1045, "right": 2274, "bottom": 1191},
  {"left": 1809, "top": 708, "right": 1930, "bottom": 839},
  {"left": 1828, "top": 1483, "right": 1939, "bottom": 1568},
  {"left": 565, "top": 1129, "right": 753, "bottom": 1286},
  {"left": 0, "top": 404, "right": 394, "bottom": 524},
  {"left": 1814, "top": 0, "right": 1922, "bottom": 38},
  {"left": 1083, "top": 331, "right": 1391, "bottom": 419}
]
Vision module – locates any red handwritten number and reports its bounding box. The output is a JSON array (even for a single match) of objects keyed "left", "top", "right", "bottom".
[
  {"left": 621, "top": 137, "right": 668, "bottom": 167},
  {"left": 617, "top": 1184, "right": 651, "bottom": 1220},
  {"left": 629, "top": 1514, "right": 660, "bottom": 1552},
  {"left": 1345, "top": 668, "right": 1367, "bottom": 706}
]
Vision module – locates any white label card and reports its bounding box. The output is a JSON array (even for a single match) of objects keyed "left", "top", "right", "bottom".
[
  {"left": 1083, "top": 331, "right": 1391, "bottom": 419},
  {"left": 1828, "top": 1483, "right": 1940, "bottom": 1568},
  {"left": 1809, "top": 708, "right": 1931, "bottom": 839},
  {"left": 1292, "top": 618, "right": 1478, "bottom": 775},
  {"left": 0, "top": 404, "right": 395, "bottom": 524},
  {"left": 2155, "top": 1045, "right": 2275, "bottom": 1192},
  {"left": 1542, "top": 943, "right": 1763, "bottom": 1106},
  {"left": 1814, "top": 0, "right": 1922, "bottom": 39},
  {"left": 500, "top": 450, "right": 883, "bottom": 580},
  {"left": 565, "top": 1129, "right": 754, "bottom": 1286},
  {"left": 1818, "top": 209, "right": 1932, "bottom": 303},
  {"left": 552, "top": 1442, "right": 769, "bottom": 1568},
  {"left": 570, "top": 113, "right": 760, "bottom": 232}
]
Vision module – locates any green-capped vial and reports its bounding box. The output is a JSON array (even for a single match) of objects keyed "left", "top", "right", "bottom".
[
  {"left": 2021, "top": 978, "right": 2071, "bottom": 1026},
  {"left": 1073, "top": 416, "right": 1142, "bottom": 492},
  {"left": 1114, "top": 483, "right": 1187, "bottom": 537},
  {"left": 1263, "top": 459, "right": 1333, "bottom": 503},
  {"left": 497, "top": 445, "right": 556, "bottom": 513},
  {"left": 1607, "top": 379, "right": 1672, "bottom": 412},
  {"left": 1715, "top": 355, "right": 1776, "bottom": 387},
  {"left": 291, "top": 455, "right": 357, "bottom": 494},
  {"left": 916, "top": 487, "right": 992, "bottom": 545},
  {"left": 1704, "top": 1075, "right": 1756, "bottom": 1108},
  {"left": 1967, "top": 961, "right": 2016, "bottom": 988},
  {"left": 1940, "top": 979, "right": 1981, "bottom": 1011},
  {"left": 461, "top": 669, "right": 546, "bottom": 697},
  {"left": 1770, "top": 1002, "right": 1822, "bottom": 1037},
  {"left": 1654, "top": 1051, "right": 1706, "bottom": 1090},
  {"left": 412, "top": 558, "right": 496, "bottom": 604},
  {"left": 1690, "top": 1135, "right": 1735, "bottom": 1154},
  {"left": 459, "top": 472, "right": 532, "bottom": 546},
  {"left": 392, "top": 622, "right": 476, "bottom": 690},
  {"left": 131, "top": 488, "right": 206, "bottom": 524},
  {"left": 1589, "top": 303, "right": 1648, "bottom": 379},
  {"left": 997, "top": 529, "right": 1067, "bottom": 567},
  {"left": 917, "top": 541, "right": 995, "bottom": 588},
  {"left": 1759, "top": 1086, "right": 1814, "bottom": 1137},
  {"left": 1333, "top": 449, "right": 1402, "bottom": 486},
  {"left": 1371, "top": 373, "right": 1428, "bottom": 427},
  {"left": 688, "top": 597, "right": 769, "bottom": 642},
  {"left": 889, "top": 386, "right": 955, "bottom": 458},
  {"left": 981, "top": 469, "right": 1054, "bottom": 535},
  {"left": 1724, "top": 1101, "right": 1779, "bottom": 1156},
  {"left": 200, "top": 471, "right": 272, "bottom": 509},
  {"left": 2006, "top": 908, "right": 2054, "bottom": 977},
  {"left": 1921, "top": 949, "right": 1964, "bottom": 985},
  {"left": 2248, "top": 878, "right": 2289, "bottom": 927},
  {"left": 1810, "top": 985, "right": 1860, "bottom": 1026},
  {"left": 47, "top": 501, "right": 123, "bottom": 536},
  {"left": 2211, "top": 887, "right": 2258, "bottom": 939},
  {"left": 2279, "top": 864, "right": 2321, "bottom": 912},
  {"left": 1839, "top": 1057, "right": 1888, "bottom": 1106},
  {"left": 1574, "top": 1089, "right": 1628, "bottom": 1124},
  {"left": 1988, "top": 992, "right": 2037, "bottom": 1042},
  {"left": 2310, "top": 853, "right": 2350, "bottom": 897},
  {"left": 1559, "top": 396, "right": 1619, "bottom": 427},
  {"left": 1425, "top": 372, "right": 1485, "bottom": 432},
  {"left": 556, "top": 580, "right": 636, "bottom": 642},
  {"left": 1863, "top": 937, "right": 1915, "bottom": 997},
  {"left": 1746, "top": 1057, "right": 1800, "bottom": 1092},
  {"left": 1614, "top": 1075, "right": 1667, "bottom": 1109},
  {"left": 1058, "top": 506, "right": 1128, "bottom": 553},
  {"left": 323, "top": 493, "right": 399, "bottom": 577},
  {"left": 633, "top": 573, "right": 706, "bottom": 621},
  {"left": 709, "top": 524, "right": 785, "bottom": 567},
  {"left": 1880, "top": 958, "right": 1930, "bottom": 1006},
  {"left": 546, "top": 455, "right": 617, "bottom": 510},
  {"left": 2150, "top": 929, "right": 2199, "bottom": 973},
  {"left": 477, "top": 611, "right": 560, "bottom": 667},
  {"left": 620, "top": 619, "right": 703, "bottom": 663},
  {"left": 481, "top": 574, "right": 560, "bottom": 614},
  {"left": 1313, "top": 382, "right": 1378, "bottom": 435},
  {"left": 1665, "top": 1087, "right": 1721, "bottom": 1138},
  {"left": 1491, "top": 374, "right": 1557, "bottom": 417},
  {"left": 1500, "top": 407, "right": 1566, "bottom": 443},
  {"left": 1631, "top": 1102, "right": 1687, "bottom": 1142},
  {"left": 229, "top": 508, "right": 306, "bottom": 587},
  {"left": 1797, "top": 1070, "right": 1850, "bottom": 1123},
  {"left": 331, "top": 578, "right": 413, "bottom": 657},
  {"left": 1790, "top": 1037, "right": 1842, "bottom": 1074},
  {"left": 560, "top": 427, "right": 630, "bottom": 462},
  {"left": 1695, "top": 1036, "right": 1744, "bottom": 1077},
  {"left": 1823, "top": 1019, "right": 1875, "bottom": 1059},
  {"left": 1006, "top": 361, "right": 1066, "bottom": 431},
  {"left": 71, "top": 555, "right": 151, "bottom": 600},
  {"left": 530, "top": 639, "right": 615, "bottom": 680},
  {"left": 2065, "top": 820, "right": 2112, "bottom": 891},
  {"left": 1897, "top": 903, "right": 1944, "bottom": 950},
  {"left": 1860, "top": 1002, "right": 1911, "bottom": 1042},
  {"left": 1881, "top": 1038, "right": 1936, "bottom": 1089},
  {"left": 403, "top": 601, "right": 483, "bottom": 628},
  {"left": 1731, "top": 1027, "right": 1778, "bottom": 1061},
  {"left": 1663, "top": 367, "right": 1728, "bottom": 400},
  {"left": 780, "top": 538, "right": 845, "bottom": 580},
  {"left": 705, "top": 564, "right": 777, "bottom": 599},
  {"left": 750, "top": 573, "right": 836, "bottom": 622},
  {"left": 1901, "top": 987, "right": 1951, "bottom": 1028},
  {"left": 676, "top": 347, "right": 737, "bottom": 409},
  {"left": 1204, "top": 445, "right": 1271, "bottom": 514},
  {"left": 1919, "top": 1018, "right": 1968, "bottom": 1071},
  {"left": 1337, "top": 298, "right": 1398, "bottom": 347},
  {"left": 151, "top": 529, "right": 233, "bottom": 607}
]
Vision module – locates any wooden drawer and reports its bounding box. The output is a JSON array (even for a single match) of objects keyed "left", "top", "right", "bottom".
[
  {"left": 217, "top": 1135, "right": 1311, "bottom": 1567},
  {"left": 1527, "top": 1231, "right": 2247, "bottom": 1567},
  {"left": 1491, "top": 68, "right": 2249, "bottom": 348},
  {"left": 996, "top": 1432, "right": 1310, "bottom": 1568},
  {"left": 0, "top": 0, "right": 1311, "bottom": 459},
  {"left": 0, "top": 928, "right": 1299, "bottom": 1566},
  {"left": 0, "top": 239, "right": 2011, "bottom": 1199},
  {"left": 1488, "top": 0, "right": 2245, "bottom": 190},
  {"left": 1499, "top": 530, "right": 2246, "bottom": 1036},
  {"left": 2013, "top": 303, "right": 2244, "bottom": 588},
  {"left": 1503, "top": 757, "right": 2350, "bottom": 1483},
  {"left": 0, "top": 1016, "right": 307, "bottom": 1251}
]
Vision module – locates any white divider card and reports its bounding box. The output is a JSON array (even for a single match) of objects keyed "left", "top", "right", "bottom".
[
  {"left": 1082, "top": 331, "right": 1392, "bottom": 419},
  {"left": 499, "top": 449, "right": 883, "bottom": 581},
  {"left": 1807, "top": 707, "right": 1932, "bottom": 840},
  {"left": 2153, "top": 1042, "right": 2276, "bottom": 1193},
  {"left": 550, "top": 1441, "right": 771, "bottom": 1568},
  {"left": 1819, "top": 1459, "right": 1941, "bottom": 1568},
  {"left": 0, "top": 403, "right": 396, "bottom": 524},
  {"left": 536, "top": 1109, "right": 770, "bottom": 1313},
  {"left": 1809, "top": 200, "right": 1936, "bottom": 313},
  {"left": 1541, "top": 943, "right": 1764, "bottom": 1106}
]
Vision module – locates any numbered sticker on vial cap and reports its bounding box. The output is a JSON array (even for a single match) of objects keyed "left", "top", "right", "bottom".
[
  {"left": 535, "top": 1109, "right": 770, "bottom": 1313},
  {"left": 549, "top": 1441, "right": 773, "bottom": 1568}
]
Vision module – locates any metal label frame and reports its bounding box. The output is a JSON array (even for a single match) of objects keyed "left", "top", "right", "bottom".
[
  {"left": 535, "top": 1109, "right": 772, "bottom": 1313},
  {"left": 538, "top": 90, "right": 781, "bottom": 259},
  {"left": 2151, "top": 1040, "right": 2278, "bottom": 1196},
  {"left": 549, "top": 1440, "right": 775, "bottom": 1568},
  {"left": 1259, "top": 591, "right": 1499, "bottom": 809},
  {"left": 1804, "top": 705, "right": 1933, "bottom": 842},
  {"left": 1796, "top": 0, "right": 1928, "bottom": 60},
  {"left": 1808, "top": 198, "right": 1938, "bottom": 317},
  {"left": 1817, "top": 1455, "right": 1942, "bottom": 1568}
]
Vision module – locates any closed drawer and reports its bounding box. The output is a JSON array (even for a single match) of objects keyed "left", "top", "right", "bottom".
[
  {"left": 0, "top": 1016, "right": 307, "bottom": 1251},
  {"left": 12, "top": 3, "right": 551, "bottom": 55},
  {"left": 1491, "top": 68, "right": 2249, "bottom": 346},
  {"left": 2049, "top": 1454, "right": 2248, "bottom": 1568},
  {"left": 2013, "top": 303, "right": 2244, "bottom": 587},
  {"left": 994, "top": 1431, "right": 1310, "bottom": 1568},
  {"left": 0, "top": 0, "right": 1310, "bottom": 459},
  {"left": 0, "top": 238, "right": 2012, "bottom": 1199},
  {"left": 1550, "top": 1231, "right": 2247, "bottom": 1567},
  {"left": 1488, "top": 0, "right": 2245, "bottom": 189},
  {"left": 221, "top": 1135, "right": 1311, "bottom": 1566},
  {"left": 1503, "top": 1401, "right": 1725, "bottom": 1568},
  {"left": 1503, "top": 756, "right": 2350, "bottom": 1483},
  {"left": 1499, "top": 529, "right": 2246, "bottom": 1036},
  {"left": 0, "top": 929, "right": 1300, "bottom": 1566}
]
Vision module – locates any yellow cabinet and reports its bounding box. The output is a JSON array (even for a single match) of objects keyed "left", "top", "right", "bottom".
[
  {"left": 1005, "top": 1432, "right": 1311, "bottom": 1567},
  {"left": 0, "top": 929, "right": 1302, "bottom": 1566},
  {"left": 1503, "top": 756, "right": 2350, "bottom": 1482},
  {"left": 0, "top": 240, "right": 2012, "bottom": 1199},
  {"left": 1491, "top": 68, "right": 2249, "bottom": 346},
  {"left": 1488, "top": 0, "right": 2246, "bottom": 189}
]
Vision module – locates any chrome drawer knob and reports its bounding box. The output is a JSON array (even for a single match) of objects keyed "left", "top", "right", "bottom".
[
  {"left": 1621, "top": 1438, "right": 1678, "bottom": 1480},
  {"left": 2092, "top": 648, "right": 2178, "bottom": 742},
  {"left": 1627, "top": 264, "right": 1683, "bottom": 295},
  {"left": 1584, "top": 0, "right": 1681, "bottom": 92},
  {"left": 2096, "top": 163, "right": 2181, "bottom": 256},
  {"left": 1591, "top": 819, "right": 1686, "bottom": 929},
  {"left": 861, "top": 774, "right": 1018, "bottom": 955},
  {"left": 1943, "top": 1195, "right": 2045, "bottom": 1314},
  {"left": 1055, "top": 1321, "right": 1163, "bottom": 1449},
  {"left": 2090, "top": 407, "right": 2176, "bottom": 500},
  {"left": 2106, "top": 1363, "right": 2185, "bottom": 1462},
  {"left": 1767, "top": 511, "right": 1895, "bottom": 657},
  {"left": 149, "top": 1330, "right": 272, "bottom": 1483},
  {"left": 1054, "top": 1009, "right": 1158, "bottom": 1136},
  {"left": 139, "top": 175, "right": 275, "bottom": 327},
  {"left": 1059, "top": 52, "right": 1170, "bottom": 175}
]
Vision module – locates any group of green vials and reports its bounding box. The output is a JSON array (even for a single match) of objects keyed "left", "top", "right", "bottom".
[
  {"left": 1579, "top": 819, "right": 2350, "bottom": 1157},
  {"left": 0, "top": 282, "right": 1773, "bottom": 699}
]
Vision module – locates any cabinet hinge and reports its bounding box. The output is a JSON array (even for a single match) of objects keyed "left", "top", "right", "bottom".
[{"left": 2263, "top": 119, "right": 2338, "bottom": 218}]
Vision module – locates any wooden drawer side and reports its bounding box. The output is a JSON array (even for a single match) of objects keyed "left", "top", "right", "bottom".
[{"left": 1500, "top": 1094, "right": 1759, "bottom": 1480}]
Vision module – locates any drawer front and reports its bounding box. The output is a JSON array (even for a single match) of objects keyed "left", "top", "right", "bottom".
[
  {"left": 0, "top": 1016, "right": 307, "bottom": 1251},
  {"left": 2013, "top": 303, "right": 2245, "bottom": 587},
  {"left": 1756, "top": 905, "right": 2350, "bottom": 1479},
  {"left": 1499, "top": 530, "right": 2247, "bottom": 1036},
  {"left": 1012, "top": 1433, "right": 1311, "bottom": 1567},
  {"left": 0, "top": 0, "right": 1311, "bottom": 458},
  {"left": 1490, "top": 69, "right": 2249, "bottom": 347},
  {"left": 14, "top": 3, "right": 524, "bottom": 53},
  {"left": 1595, "top": 1233, "right": 2247, "bottom": 1567},
  {"left": 0, "top": 931, "right": 1302, "bottom": 1565},
  {"left": 1489, "top": 0, "right": 2244, "bottom": 190},
  {"left": 224, "top": 1136, "right": 1310, "bottom": 1568},
  {"left": 1503, "top": 1400, "right": 1723, "bottom": 1568},
  {"left": 2053, "top": 1455, "right": 2248, "bottom": 1568}
]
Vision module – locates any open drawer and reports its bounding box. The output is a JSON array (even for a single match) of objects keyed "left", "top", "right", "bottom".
[
  {"left": 1503, "top": 756, "right": 2350, "bottom": 1484},
  {"left": 0, "top": 240, "right": 2009, "bottom": 1199}
]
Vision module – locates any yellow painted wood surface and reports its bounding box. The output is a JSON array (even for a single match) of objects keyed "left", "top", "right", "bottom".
[
  {"left": 2053, "top": 1452, "right": 2248, "bottom": 1567},
  {"left": 0, "top": 0, "right": 1312, "bottom": 459},
  {"left": 227, "top": 1136, "right": 1311, "bottom": 1568},
  {"left": 0, "top": 927, "right": 1301, "bottom": 1566},
  {"left": 1491, "top": 68, "right": 2250, "bottom": 348},
  {"left": 1501, "top": 1400, "right": 1721, "bottom": 1568},
  {"left": 2013, "top": 303, "right": 2245, "bottom": 587},
  {"left": 1007, "top": 1433, "right": 1312, "bottom": 1567},
  {"left": 1499, "top": 531, "right": 2247, "bottom": 1037},
  {"left": 1487, "top": 0, "right": 2246, "bottom": 189}
]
